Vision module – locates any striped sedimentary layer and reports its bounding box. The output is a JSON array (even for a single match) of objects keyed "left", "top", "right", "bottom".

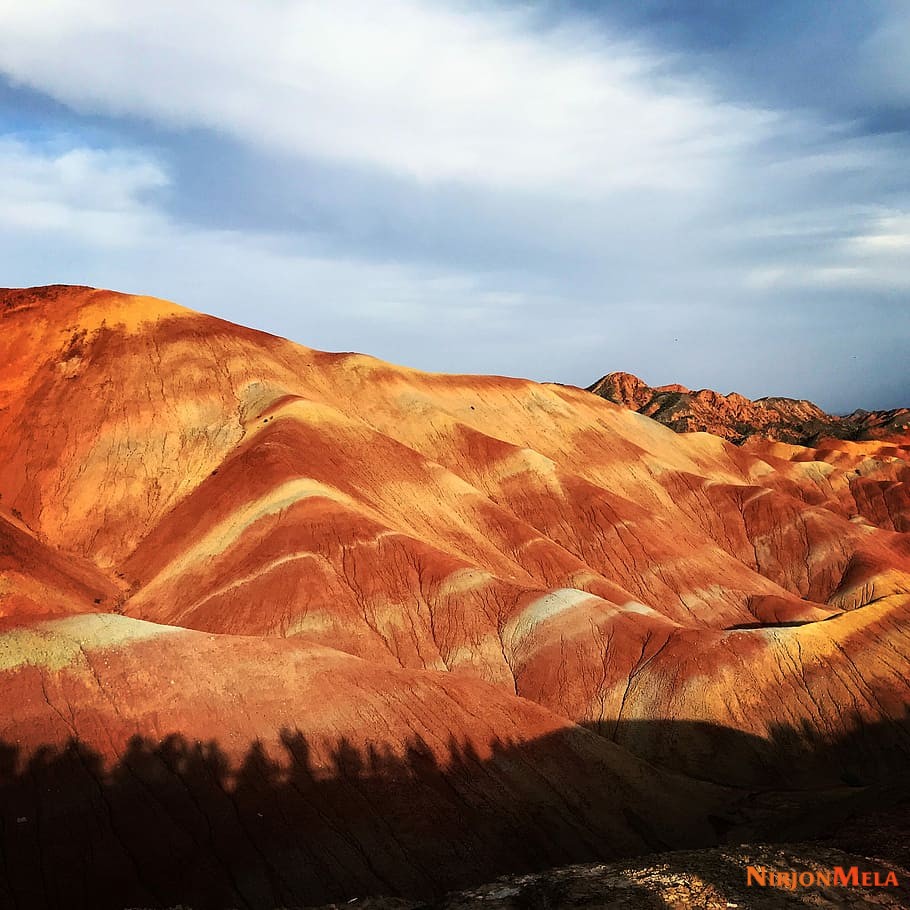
[{"left": 1, "top": 286, "right": 908, "bottom": 908}]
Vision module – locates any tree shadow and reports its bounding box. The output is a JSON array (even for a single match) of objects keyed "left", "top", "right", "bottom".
[
  {"left": 1, "top": 709, "right": 909, "bottom": 909},
  {"left": 588, "top": 704, "right": 910, "bottom": 793}
]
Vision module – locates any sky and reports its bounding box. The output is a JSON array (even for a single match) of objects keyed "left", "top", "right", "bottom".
[{"left": 0, "top": 1, "right": 907, "bottom": 412}]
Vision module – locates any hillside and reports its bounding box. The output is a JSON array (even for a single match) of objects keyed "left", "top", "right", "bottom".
[{"left": 1, "top": 286, "right": 909, "bottom": 909}]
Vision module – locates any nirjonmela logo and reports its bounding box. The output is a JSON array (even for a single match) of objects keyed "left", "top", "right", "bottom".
[{"left": 747, "top": 865, "right": 900, "bottom": 890}]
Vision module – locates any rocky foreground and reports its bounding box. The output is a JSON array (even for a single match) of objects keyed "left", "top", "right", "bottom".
[
  {"left": 310, "top": 844, "right": 910, "bottom": 910},
  {"left": 141, "top": 834, "right": 910, "bottom": 910},
  {"left": 303, "top": 804, "right": 910, "bottom": 908},
  {"left": 1, "top": 286, "right": 909, "bottom": 909},
  {"left": 309, "top": 805, "right": 910, "bottom": 909}
]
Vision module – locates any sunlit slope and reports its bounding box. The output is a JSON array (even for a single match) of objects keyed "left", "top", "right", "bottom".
[{"left": 1, "top": 285, "right": 908, "bottom": 779}]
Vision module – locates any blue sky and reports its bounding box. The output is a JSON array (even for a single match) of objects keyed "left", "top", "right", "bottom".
[{"left": 0, "top": 1, "right": 907, "bottom": 411}]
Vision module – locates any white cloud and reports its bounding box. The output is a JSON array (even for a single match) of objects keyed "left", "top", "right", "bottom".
[
  {"left": 0, "top": 139, "right": 167, "bottom": 243},
  {"left": 0, "top": 0, "right": 772, "bottom": 192},
  {"left": 850, "top": 212, "right": 910, "bottom": 254},
  {"left": 0, "top": 134, "right": 552, "bottom": 363},
  {"left": 0, "top": 1, "right": 906, "bottom": 409},
  {"left": 743, "top": 207, "right": 910, "bottom": 292}
]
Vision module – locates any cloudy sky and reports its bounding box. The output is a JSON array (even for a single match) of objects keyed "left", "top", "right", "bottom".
[{"left": 0, "top": 1, "right": 907, "bottom": 411}]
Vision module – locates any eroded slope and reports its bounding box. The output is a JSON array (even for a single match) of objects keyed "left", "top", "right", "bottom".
[{"left": 1, "top": 286, "right": 909, "bottom": 908}]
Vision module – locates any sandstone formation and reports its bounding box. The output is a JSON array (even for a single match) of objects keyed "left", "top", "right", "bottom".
[
  {"left": 588, "top": 370, "right": 910, "bottom": 446},
  {"left": 1, "top": 286, "right": 908, "bottom": 909}
]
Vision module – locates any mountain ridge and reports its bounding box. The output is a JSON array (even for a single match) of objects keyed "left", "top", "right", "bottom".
[{"left": 588, "top": 370, "right": 909, "bottom": 446}]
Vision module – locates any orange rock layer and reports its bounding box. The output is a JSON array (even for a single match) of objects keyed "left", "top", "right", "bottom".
[
  {"left": 1, "top": 286, "right": 908, "bottom": 908},
  {"left": 589, "top": 370, "right": 910, "bottom": 446}
]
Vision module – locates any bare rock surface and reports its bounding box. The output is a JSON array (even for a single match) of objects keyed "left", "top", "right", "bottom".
[{"left": 588, "top": 371, "right": 910, "bottom": 447}]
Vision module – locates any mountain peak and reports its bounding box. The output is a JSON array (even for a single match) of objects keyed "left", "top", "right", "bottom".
[{"left": 588, "top": 370, "right": 908, "bottom": 445}]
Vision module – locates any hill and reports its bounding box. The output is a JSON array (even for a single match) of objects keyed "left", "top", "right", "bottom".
[{"left": 1, "top": 286, "right": 908, "bottom": 908}]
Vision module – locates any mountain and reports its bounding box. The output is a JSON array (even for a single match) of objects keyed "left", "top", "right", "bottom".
[
  {"left": 588, "top": 371, "right": 910, "bottom": 446},
  {"left": 1, "top": 286, "right": 909, "bottom": 909}
]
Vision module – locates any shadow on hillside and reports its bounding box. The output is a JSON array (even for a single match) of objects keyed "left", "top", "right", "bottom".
[
  {"left": 588, "top": 706, "right": 910, "bottom": 792},
  {"left": 1, "top": 712, "right": 909, "bottom": 910}
]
